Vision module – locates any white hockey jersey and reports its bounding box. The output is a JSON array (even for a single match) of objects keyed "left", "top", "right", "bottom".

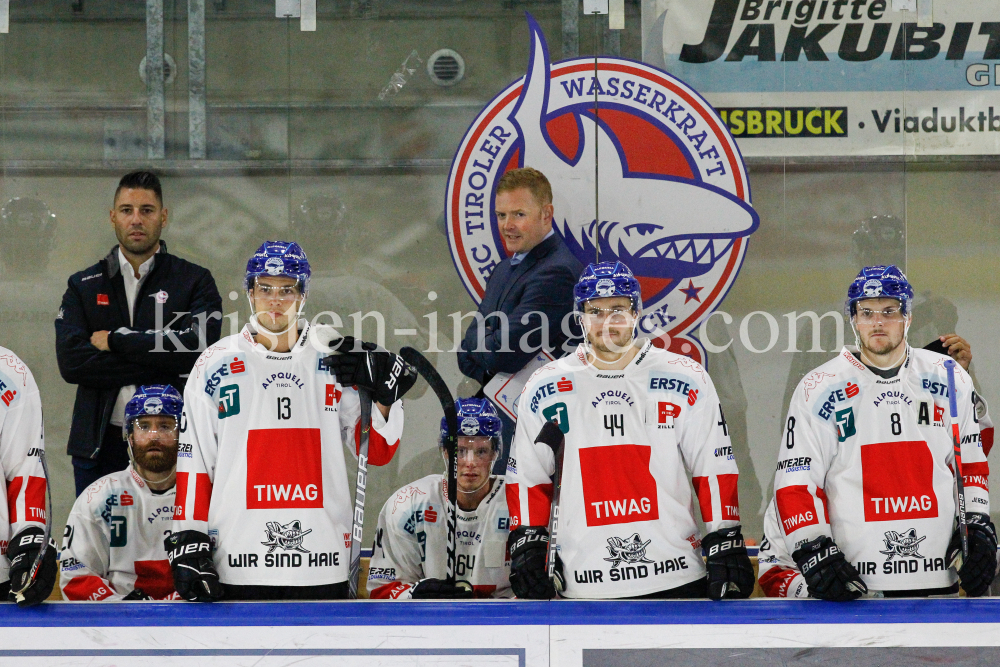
[
  {"left": 0, "top": 347, "right": 46, "bottom": 585},
  {"left": 60, "top": 466, "right": 178, "bottom": 600},
  {"left": 774, "top": 346, "right": 989, "bottom": 592},
  {"left": 507, "top": 341, "right": 740, "bottom": 599},
  {"left": 367, "top": 474, "right": 511, "bottom": 599},
  {"left": 762, "top": 381, "right": 994, "bottom": 597},
  {"left": 173, "top": 322, "right": 404, "bottom": 587}
]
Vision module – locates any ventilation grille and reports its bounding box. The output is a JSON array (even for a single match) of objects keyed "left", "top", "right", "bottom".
[{"left": 427, "top": 49, "right": 465, "bottom": 87}]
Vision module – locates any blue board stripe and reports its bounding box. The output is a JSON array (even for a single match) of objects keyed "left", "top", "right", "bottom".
[{"left": 2, "top": 599, "right": 1000, "bottom": 627}]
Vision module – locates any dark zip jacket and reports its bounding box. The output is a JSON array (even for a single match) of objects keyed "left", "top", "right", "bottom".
[{"left": 55, "top": 243, "right": 222, "bottom": 459}]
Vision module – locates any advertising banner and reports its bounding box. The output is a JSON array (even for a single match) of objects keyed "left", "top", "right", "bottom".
[{"left": 641, "top": 0, "right": 1000, "bottom": 155}]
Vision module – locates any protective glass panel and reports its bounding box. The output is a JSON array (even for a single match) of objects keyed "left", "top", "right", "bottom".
[{"left": 0, "top": 1, "right": 997, "bottom": 592}]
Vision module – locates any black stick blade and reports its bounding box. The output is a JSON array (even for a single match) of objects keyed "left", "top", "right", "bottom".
[{"left": 535, "top": 420, "right": 564, "bottom": 451}]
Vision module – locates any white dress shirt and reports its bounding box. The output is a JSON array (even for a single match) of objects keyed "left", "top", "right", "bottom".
[{"left": 109, "top": 248, "right": 155, "bottom": 427}]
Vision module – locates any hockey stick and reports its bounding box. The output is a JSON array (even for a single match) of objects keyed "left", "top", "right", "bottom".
[
  {"left": 535, "top": 420, "right": 565, "bottom": 589},
  {"left": 348, "top": 388, "right": 372, "bottom": 599},
  {"left": 399, "top": 347, "right": 460, "bottom": 587},
  {"left": 945, "top": 359, "right": 969, "bottom": 560},
  {"left": 12, "top": 449, "right": 53, "bottom": 604}
]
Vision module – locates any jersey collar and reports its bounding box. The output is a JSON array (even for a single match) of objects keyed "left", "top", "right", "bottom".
[
  {"left": 576, "top": 338, "right": 654, "bottom": 373},
  {"left": 842, "top": 344, "right": 913, "bottom": 379},
  {"left": 242, "top": 319, "right": 311, "bottom": 357}
]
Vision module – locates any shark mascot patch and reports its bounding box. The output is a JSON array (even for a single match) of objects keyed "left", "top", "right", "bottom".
[{"left": 445, "top": 13, "right": 759, "bottom": 364}]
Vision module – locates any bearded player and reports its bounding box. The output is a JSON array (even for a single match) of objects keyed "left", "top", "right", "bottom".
[
  {"left": 367, "top": 398, "right": 511, "bottom": 599},
  {"left": 505, "top": 262, "right": 753, "bottom": 600},
  {"left": 60, "top": 385, "right": 183, "bottom": 601},
  {"left": 167, "top": 241, "right": 417, "bottom": 601},
  {"left": 770, "top": 266, "right": 994, "bottom": 600}
]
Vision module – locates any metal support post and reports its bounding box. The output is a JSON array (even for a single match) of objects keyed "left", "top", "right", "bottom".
[
  {"left": 146, "top": 0, "right": 165, "bottom": 159},
  {"left": 188, "top": 0, "right": 206, "bottom": 159}
]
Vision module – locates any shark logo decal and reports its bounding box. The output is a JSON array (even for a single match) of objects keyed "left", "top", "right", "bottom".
[{"left": 446, "top": 14, "right": 759, "bottom": 363}]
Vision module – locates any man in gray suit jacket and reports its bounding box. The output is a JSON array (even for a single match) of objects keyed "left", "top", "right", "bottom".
[{"left": 458, "top": 168, "right": 583, "bottom": 470}]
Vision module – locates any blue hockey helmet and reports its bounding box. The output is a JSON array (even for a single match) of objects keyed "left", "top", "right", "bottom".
[
  {"left": 123, "top": 384, "right": 183, "bottom": 438},
  {"left": 574, "top": 261, "right": 642, "bottom": 316},
  {"left": 846, "top": 265, "right": 913, "bottom": 316},
  {"left": 245, "top": 241, "right": 311, "bottom": 295},
  {"left": 441, "top": 398, "right": 502, "bottom": 451}
]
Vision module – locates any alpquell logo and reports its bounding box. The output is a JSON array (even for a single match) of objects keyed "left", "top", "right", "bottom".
[{"left": 445, "top": 14, "right": 759, "bottom": 363}]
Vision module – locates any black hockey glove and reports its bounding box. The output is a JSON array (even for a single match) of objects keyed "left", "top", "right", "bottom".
[
  {"left": 165, "top": 530, "right": 223, "bottom": 602},
  {"left": 508, "top": 526, "right": 563, "bottom": 600},
  {"left": 6, "top": 527, "right": 57, "bottom": 607},
  {"left": 947, "top": 512, "right": 998, "bottom": 598},
  {"left": 702, "top": 526, "right": 754, "bottom": 600},
  {"left": 123, "top": 588, "right": 153, "bottom": 601},
  {"left": 792, "top": 535, "right": 867, "bottom": 601},
  {"left": 409, "top": 578, "right": 475, "bottom": 600},
  {"left": 323, "top": 336, "right": 418, "bottom": 406}
]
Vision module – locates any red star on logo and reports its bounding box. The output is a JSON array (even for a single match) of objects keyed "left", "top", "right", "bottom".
[{"left": 679, "top": 280, "right": 703, "bottom": 304}]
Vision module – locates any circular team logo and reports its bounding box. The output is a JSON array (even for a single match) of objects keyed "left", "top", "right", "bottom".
[
  {"left": 265, "top": 257, "right": 285, "bottom": 275},
  {"left": 461, "top": 416, "right": 481, "bottom": 436},
  {"left": 595, "top": 278, "right": 616, "bottom": 297},
  {"left": 445, "top": 15, "right": 759, "bottom": 363},
  {"left": 143, "top": 397, "right": 164, "bottom": 415},
  {"left": 863, "top": 279, "right": 883, "bottom": 297}
]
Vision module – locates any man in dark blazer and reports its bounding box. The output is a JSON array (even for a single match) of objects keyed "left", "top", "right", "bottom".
[
  {"left": 458, "top": 168, "right": 583, "bottom": 470},
  {"left": 56, "top": 171, "right": 222, "bottom": 495}
]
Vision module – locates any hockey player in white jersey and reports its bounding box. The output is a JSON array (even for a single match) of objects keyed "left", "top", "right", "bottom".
[
  {"left": 762, "top": 328, "right": 995, "bottom": 598},
  {"left": 368, "top": 398, "right": 511, "bottom": 599},
  {"left": 773, "top": 265, "right": 995, "bottom": 600},
  {"left": 168, "top": 241, "right": 417, "bottom": 601},
  {"left": 505, "top": 262, "right": 753, "bottom": 600},
  {"left": 61, "top": 384, "right": 182, "bottom": 601},
  {"left": 0, "top": 347, "right": 55, "bottom": 606}
]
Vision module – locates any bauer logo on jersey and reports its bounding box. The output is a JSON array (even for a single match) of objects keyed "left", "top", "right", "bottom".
[
  {"left": 860, "top": 441, "right": 938, "bottom": 522},
  {"left": 444, "top": 15, "right": 758, "bottom": 364},
  {"left": 579, "top": 444, "right": 659, "bottom": 526},
  {"left": 246, "top": 428, "right": 323, "bottom": 509}
]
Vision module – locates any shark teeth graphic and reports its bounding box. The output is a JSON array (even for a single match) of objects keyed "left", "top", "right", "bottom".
[{"left": 512, "top": 14, "right": 758, "bottom": 304}]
